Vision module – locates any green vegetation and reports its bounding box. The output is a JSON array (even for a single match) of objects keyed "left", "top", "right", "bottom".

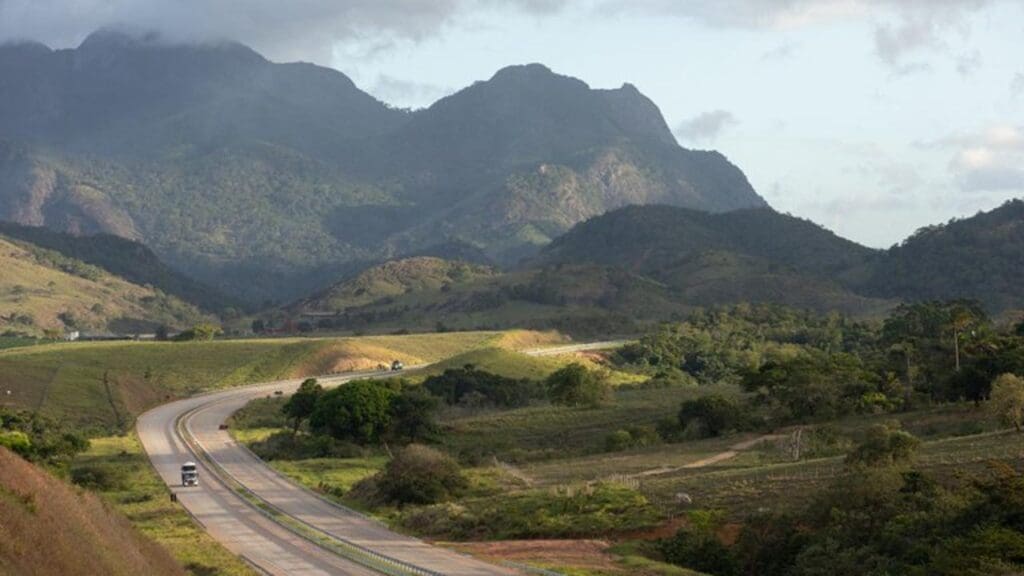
[
  {"left": 70, "top": 436, "right": 255, "bottom": 575},
  {"left": 0, "top": 407, "right": 91, "bottom": 466},
  {"left": 546, "top": 363, "right": 611, "bottom": 407},
  {"left": 0, "top": 330, "right": 506, "bottom": 432},
  {"left": 0, "top": 235, "right": 210, "bottom": 336},
  {"left": 372, "top": 444, "right": 468, "bottom": 505},
  {"left": 0, "top": 221, "right": 238, "bottom": 313}
]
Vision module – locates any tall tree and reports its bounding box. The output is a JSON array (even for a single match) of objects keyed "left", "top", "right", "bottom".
[{"left": 281, "top": 378, "right": 323, "bottom": 436}]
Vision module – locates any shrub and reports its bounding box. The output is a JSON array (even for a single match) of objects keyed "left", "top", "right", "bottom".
[
  {"left": 0, "top": 430, "right": 32, "bottom": 456},
  {"left": 988, "top": 373, "right": 1024, "bottom": 431},
  {"left": 70, "top": 464, "right": 125, "bottom": 491},
  {"left": 546, "top": 363, "right": 611, "bottom": 408},
  {"left": 376, "top": 445, "right": 467, "bottom": 506},
  {"left": 678, "top": 395, "right": 745, "bottom": 438},
  {"left": 845, "top": 424, "right": 919, "bottom": 468},
  {"left": 659, "top": 524, "right": 741, "bottom": 573},
  {"left": 605, "top": 429, "right": 634, "bottom": 452}
]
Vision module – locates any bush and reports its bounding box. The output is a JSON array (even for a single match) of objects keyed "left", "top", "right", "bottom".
[
  {"left": 424, "top": 366, "right": 543, "bottom": 408},
  {"left": 678, "top": 395, "right": 745, "bottom": 438},
  {"left": 70, "top": 464, "right": 125, "bottom": 491},
  {"left": 661, "top": 519, "right": 738, "bottom": 576},
  {"left": 0, "top": 430, "right": 32, "bottom": 456},
  {"left": 546, "top": 363, "right": 611, "bottom": 408},
  {"left": 989, "top": 373, "right": 1024, "bottom": 431},
  {"left": 375, "top": 444, "right": 467, "bottom": 506},
  {"left": 248, "top": 431, "right": 365, "bottom": 461},
  {"left": 845, "top": 424, "right": 919, "bottom": 468},
  {"left": 605, "top": 425, "right": 661, "bottom": 452}
]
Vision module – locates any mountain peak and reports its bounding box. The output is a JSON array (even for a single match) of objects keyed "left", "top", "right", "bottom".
[{"left": 76, "top": 28, "right": 265, "bottom": 64}]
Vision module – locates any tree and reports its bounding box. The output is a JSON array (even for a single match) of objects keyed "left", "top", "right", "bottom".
[
  {"left": 309, "top": 380, "right": 396, "bottom": 444},
  {"left": 678, "top": 395, "right": 744, "bottom": 438},
  {"left": 741, "top": 351, "right": 877, "bottom": 422},
  {"left": 282, "top": 378, "right": 322, "bottom": 436},
  {"left": 375, "top": 444, "right": 467, "bottom": 505},
  {"left": 988, "top": 373, "right": 1024, "bottom": 432},
  {"left": 173, "top": 323, "right": 222, "bottom": 341},
  {"left": 388, "top": 386, "right": 440, "bottom": 443},
  {"left": 845, "top": 424, "right": 919, "bottom": 468},
  {"left": 154, "top": 325, "right": 170, "bottom": 341},
  {"left": 546, "top": 363, "right": 610, "bottom": 408}
]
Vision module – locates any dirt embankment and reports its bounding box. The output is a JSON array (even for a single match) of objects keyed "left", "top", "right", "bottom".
[{"left": 0, "top": 447, "right": 184, "bottom": 576}]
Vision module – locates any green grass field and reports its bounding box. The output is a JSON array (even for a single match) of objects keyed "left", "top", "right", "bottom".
[
  {"left": 72, "top": 435, "right": 256, "bottom": 576},
  {"left": 0, "top": 331, "right": 519, "bottom": 434}
]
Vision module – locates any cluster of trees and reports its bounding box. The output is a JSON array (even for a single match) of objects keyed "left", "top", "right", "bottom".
[
  {"left": 617, "top": 304, "right": 876, "bottom": 385},
  {"left": 423, "top": 365, "right": 543, "bottom": 408},
  {"left": 623, "top": 302, "right": 1024, "bottom": 430},
  {"left": 282, "top": 378, "right": 439, "bottom": 446},
  {"left": 660, "top": 426, "right": 1024, "bottom": 576},
  {"left": 0, "top": 408, "right": 90, "bottom": 466}
]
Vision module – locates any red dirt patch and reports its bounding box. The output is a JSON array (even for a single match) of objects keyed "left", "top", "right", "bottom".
[{"left": 445, "top": 539, "right": 623, "bottom": 573}]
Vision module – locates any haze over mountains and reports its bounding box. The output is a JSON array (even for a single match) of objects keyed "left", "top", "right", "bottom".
[{"left": 0, "top": 30, "right": 765, "bottom": 301}]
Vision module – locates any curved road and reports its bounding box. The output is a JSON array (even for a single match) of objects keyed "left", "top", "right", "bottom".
[
  {"left": 138, "top": 342, "right": 625, "bottom": 575},
  {"left": 139, "top": 373, "right": 514, "bottom": 576}
]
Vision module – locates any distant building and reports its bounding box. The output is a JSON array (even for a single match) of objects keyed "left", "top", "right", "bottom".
[{"left": 64, "top": 331, "right": 80, "bottom": 341}]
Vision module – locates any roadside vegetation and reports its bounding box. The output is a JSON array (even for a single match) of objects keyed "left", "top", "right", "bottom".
[{"left": 230, "top": 302, "right": 1024, "bottom": 575}]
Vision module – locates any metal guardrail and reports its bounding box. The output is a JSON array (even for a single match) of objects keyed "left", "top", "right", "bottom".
[{"left": 174, "top": 405, "right": 444, "bottom": 576}]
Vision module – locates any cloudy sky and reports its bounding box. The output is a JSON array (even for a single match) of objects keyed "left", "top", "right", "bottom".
[{"left": 1, "top": 0, "right": 1021, "bottom": 247}]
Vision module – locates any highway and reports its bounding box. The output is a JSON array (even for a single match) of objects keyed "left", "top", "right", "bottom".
[
  {"left": 137, "top": 341, "right": 625, "bottom": 575},
  {"left": 139, "top": 372, "right": 515, "bottom": 575}
]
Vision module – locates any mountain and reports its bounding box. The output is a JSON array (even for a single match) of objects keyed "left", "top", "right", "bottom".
[
  {"left": 0, "top": 447, "right": 184, "bottom": 576},
  {"left": 0, "top": 32, "right": 766, "bottom": 301},
  {"left": 854, "top": 199, "right": 1024, "bottom": 311},
  {"left": 536, "top": 205, "right": 874, "bottom": 279},
  {"left": 0, "top": 234, "right": 210, "bottom": 336},
  {"left": 289, "top": 207, "right": 893, "bottom": 337}
]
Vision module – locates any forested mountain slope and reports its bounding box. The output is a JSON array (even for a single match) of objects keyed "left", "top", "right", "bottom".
[{"left": 0, "top": 32, "right": 766, "bottom": 301}]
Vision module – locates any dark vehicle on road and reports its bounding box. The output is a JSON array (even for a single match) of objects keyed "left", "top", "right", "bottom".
[{"left": 391, "top": 360, "right": 404, "bottom": 371}]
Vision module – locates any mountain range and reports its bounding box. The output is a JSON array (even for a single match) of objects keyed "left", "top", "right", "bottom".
[
  {"left": 289, "top": 200, "right": 1024, "bottom": 336},
  {"left": 0, "top": 30, "right": 765, "bottom": 302}
]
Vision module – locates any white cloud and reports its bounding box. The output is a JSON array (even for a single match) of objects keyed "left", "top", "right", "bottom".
[
  {"left": 600, "top": 0, "right": 992, "bottom": 70},
  {"left": 368, "top": 74, "right": 454, "bottom": 109},
  {"left": 674, "top": 110, "right": 738, "bottom": 143},
  {"left": 938, "top": 125, "right": 1024, "bottom": 192},
  {"left": 0, "top": 0, "right": 569, "bottom": 64}
]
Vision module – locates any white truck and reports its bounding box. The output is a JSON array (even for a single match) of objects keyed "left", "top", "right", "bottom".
[{"left": 181, "top": 461, "right": 199, "bottom": 486}]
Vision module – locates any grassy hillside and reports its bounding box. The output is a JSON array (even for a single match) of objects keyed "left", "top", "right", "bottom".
[
  {"left": 0, "top": 221, "right": 239, "bottom": 313},
  {"left": 297, "top": 257, "right": 497, "bottom": 312},
  {"left": 0, "top": 235, "right": 209, "bottom": 336},
  {"left": 0, "top": 447, "right": 184, "bottom": 576},
  {"left": 0, "top": 331, "right": 526, "bottom": 433}
]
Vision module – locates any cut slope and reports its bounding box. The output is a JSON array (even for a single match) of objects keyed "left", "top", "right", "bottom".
[{"left": 0, "top": 447, "right": 184, "bottom": 576}]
